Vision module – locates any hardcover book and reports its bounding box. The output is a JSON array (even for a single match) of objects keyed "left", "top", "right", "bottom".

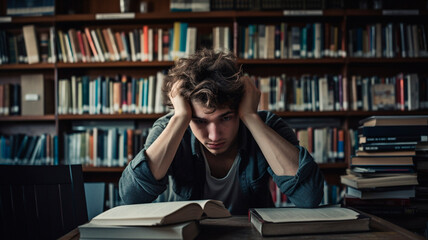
[
  {"left": 340, "top": 173, "right": 418, "bottom": 189},
  {"left": 346, "top": 186, "right": 416, "bottom": 200},
  {"left": 350, "top": 155, "right": 414, "bottom": 166},
  {"left": 249, "top": 206, "right": 370, "bottom": 236},
  {"left": 358, "top": 125, "right": 428, "bottom": 137},
  {"left": 359, "top": 115, "right": 428, "bottom": 127}
]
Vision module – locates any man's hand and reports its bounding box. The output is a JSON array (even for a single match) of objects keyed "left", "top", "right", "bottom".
[
  {"left": 169, "top": 80, "right": 192, "bottom": 121},
  {"left": 145, "top": 80, "right": 193, "bottom": 180},
  {"left": 238, "top": 76, "right": 260, "bottom": 120},
  {"left": 238, "top": 76, "right": 299, "bottom": 176}
]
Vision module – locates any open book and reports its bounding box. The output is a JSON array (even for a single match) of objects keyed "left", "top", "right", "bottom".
[
  {"left": 90, "top": 199, "right": 231, "bottom": 226},
  {"left": 250, "top": 206, "right": 370, "bottom": 236}
]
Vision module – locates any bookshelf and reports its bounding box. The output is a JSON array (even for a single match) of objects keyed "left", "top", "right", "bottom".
[{"left": 1, "top": 0, "right": 428, "bottom": 205}]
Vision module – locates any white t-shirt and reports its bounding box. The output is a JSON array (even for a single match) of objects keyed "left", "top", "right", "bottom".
[{"left": 201, "top": 144, "right": 245, "bottom": 213}]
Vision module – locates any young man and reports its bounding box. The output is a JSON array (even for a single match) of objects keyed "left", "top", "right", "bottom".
[{"left": 119, "top": 49, "right": 324, "bottom": 214}]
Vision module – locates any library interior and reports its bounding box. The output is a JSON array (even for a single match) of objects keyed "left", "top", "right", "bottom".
[{"left": 0, "top": 0, "right": 428, "bottom": 239}]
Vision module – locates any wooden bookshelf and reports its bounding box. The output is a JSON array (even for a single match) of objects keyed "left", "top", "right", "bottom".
[
  {"left": 0, "top": 115, "right": 55, "bottom": 121},
  {"left": 0, "top": 63, "right": 55, "bottom": 70},
  {"left": 58, "top": 113, "right": 164, "bottom": 120},
  {"left": 56, "top": 61, "right": 174, "bottom": 68},
  {"left": 1, "top": 0, "right": 428, "bottom": 191}
]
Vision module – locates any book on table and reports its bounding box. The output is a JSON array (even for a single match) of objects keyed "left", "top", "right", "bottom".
[
  {"left": 79, "top": 221, "right": 199, "bottom": 240},
  {"left": 249, "top": 206, "right": 370, "bottom": 236},
  {"left": 90, "top": 199, "right": 231, "bottom": 226},
  {"left": 78, "top": 199, "right": 231, "bottom": 240}
]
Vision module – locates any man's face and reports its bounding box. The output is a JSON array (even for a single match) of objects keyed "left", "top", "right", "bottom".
[{"left": 189, "top": 100, "right": 240, "bottom": 156}]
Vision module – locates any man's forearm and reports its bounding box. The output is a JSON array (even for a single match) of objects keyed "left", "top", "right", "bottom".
[
  {"left": 146, "top": 114, "right": 190, "bottom": 180},
  {"left": 241, "top": 113, "right": 299, "bottom": 176}
]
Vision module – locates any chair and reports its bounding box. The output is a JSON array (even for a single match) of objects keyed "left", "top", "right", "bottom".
[{"left": 0, "top": 165, "right": 88, "bottom": 240}]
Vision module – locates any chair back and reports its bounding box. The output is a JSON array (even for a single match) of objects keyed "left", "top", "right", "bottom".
[{"left": 0, "top": 165, "right": 88, "bottom": 240}]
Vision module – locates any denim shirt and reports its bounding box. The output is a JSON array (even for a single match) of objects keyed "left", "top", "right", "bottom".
[{"left": 119, "top": 111, "right": 324, "bottom": 214}]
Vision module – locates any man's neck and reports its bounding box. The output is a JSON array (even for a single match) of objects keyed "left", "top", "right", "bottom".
[{"left": 203, "top": 142, "right": 238, "bottom": 179}]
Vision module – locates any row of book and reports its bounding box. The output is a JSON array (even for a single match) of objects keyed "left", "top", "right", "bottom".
[
  {"left": 0, "top": 26, "right": 55, "bottom": 65},
  {"left": 342, "top": 116, "right": 428, "bottom": 225},
  {"left": 58, "top": 72, "right": 168, "bottom": 115},
  {"left": 253, "top": 73, "right": 428, "bottom": 113},
  {"left": 5, "top": 72, "right": 427, "bottom": 117},
  {"left": 295, "top": 127, "right": 345, "bottom": 163},
  {"left": 348, "top": 23, "right": 428, "bottom": 58},
  {"left": 0, "top": 83, "right": 20, "bottom": 116},
  {"left": 257, "top": 74, "right": 347, "bottom": 112},
  {"left": 64, "top": 127, "right": 150, "bottom": 167},
  {"left": 239, "top": 23, "right": 346, "bottom": 60},
  {"left": 6, "top": 0, "right": 55, "bottom": 16},
  {"left": 0, "top": 133, "right": 58, "bottom": 165},
  {"left": 0, "top": 22, "right": 198, "bottom": 65},
  {"left": 55, "top": 23, "right": 199, "bottom": 64},
  {"left": 349, "top": 73, "right": 426, "bottom": 111},
  {"left": 2, "top": 23, "right": 427, "bottom": 65},
  {"left": 210, "top": 0, "right": 346, "bottom": 10},
  {"left": 212, "top": 0, "right": 426, "bottom": 11}
]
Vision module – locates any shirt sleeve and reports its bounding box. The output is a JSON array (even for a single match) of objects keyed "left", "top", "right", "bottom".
[
  {"left": 119, "top": 119, "right": 170, "bottom": 204},
  {"left": 263, "top": 111, "right": 324, "bottom": 207},
  {"left": 268, "top": 146, "right": 324, "bottom": 207}
]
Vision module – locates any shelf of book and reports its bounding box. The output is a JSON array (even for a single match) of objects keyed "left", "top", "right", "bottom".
[
  {"left": 58, "top": 113, "right": 165, "bottom": 120},
  {"left": 238, "top": 59, "right": 346, "bottom": 64},
  {"left": 53, "top": 10, "right": 349, "bottom": 22},
  {"left": 56, "top": 61, "right": 174, "bottom": 68},
  {"left": 0, "top": 115, "right": 55, "bottom": 121},
  {"left": 345, "top": 9, "right": 428, "bottom": 16},
  {"left": 1, "top": 16, "right": 55, "bottom": 24},
  {"left": 345, "top": 110, "right": 428, "bottom": 116},
  {"left": 347, "top": 58, "right": 428, "bottom": 64},
  {"left": 0, "top": 63, "right": 55, "bottom": 70},
  {"left": 1, "top": 9, "right": 427, "bottom": 25},
  {"left": 83, "top": 166, "right": 125, "bottom": 173}
]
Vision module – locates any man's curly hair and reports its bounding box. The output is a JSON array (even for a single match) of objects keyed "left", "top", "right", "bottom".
[{"left": 163, "top": 49, "right": 244, "bottom": 112}]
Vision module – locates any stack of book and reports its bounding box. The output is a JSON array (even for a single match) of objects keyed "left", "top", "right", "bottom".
[{"left": 342, "top": 115, "right": 428, "bottom": 217}]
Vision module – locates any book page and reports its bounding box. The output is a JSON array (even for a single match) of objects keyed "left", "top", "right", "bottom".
[
  {"left": 255, "top": 207, "right": 359, "bottom": 223},
  {"left": 94, "top": 201, "right": 205, "bottom": 220}
]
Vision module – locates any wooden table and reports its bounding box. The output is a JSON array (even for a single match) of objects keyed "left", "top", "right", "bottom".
[{"left": 60, "top": 213, "right": 425, "bottom": 240}]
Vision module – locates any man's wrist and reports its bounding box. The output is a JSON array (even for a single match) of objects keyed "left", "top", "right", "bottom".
[
  {"left": 171, "top": 111, "right": 192, "bottom": 125},
  {"left": 240, "top": 112, "right": 260, "bottom": 126}
]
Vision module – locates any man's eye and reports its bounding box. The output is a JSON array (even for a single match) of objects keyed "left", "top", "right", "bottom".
[{"left": 223, "top": 116, "right": 232, "bottom": 121}]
